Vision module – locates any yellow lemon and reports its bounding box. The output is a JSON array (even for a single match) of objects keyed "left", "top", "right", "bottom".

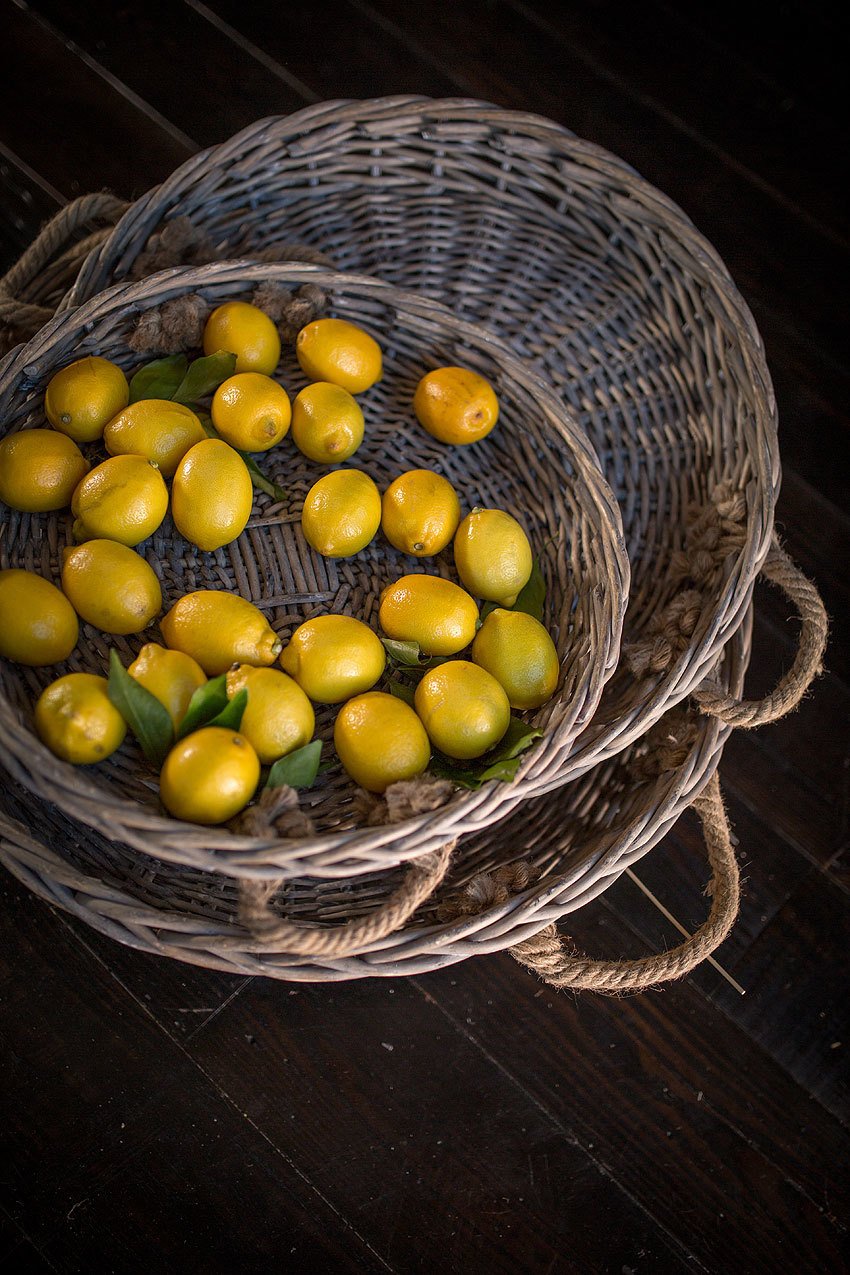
[
  {"left": 127, "top": 642, "right": 207, "bottom": 730},
  {"left": 0, "top": 569, "right": 78, "bottom": 666},
  {"left": 453, "top": 507, "right": 533, "bottom": 606},
  {"left": 103, "top": 399, "right": 206, "bottom": 478},
  {"left": 0, "top": 430, "right": 90, "bottom": 513},
  {"left": 381, "top": 468, "right": 462, "bottom": 557},
  {"left": 210, "top": 372, "right": 291, "bottom": 452},
  {"left": 414, "top": 660, "right": 510, "bottom": 760},
  {"left": 159, "top": 726, "right": 260, "bottom": 824},
  {"left": 333, "top": 691, "right": 430, "bottom": 793},
  {"left": 171, "top": 438, "right": 254, "bottom": 552},
  {"left": 301, "top": 468, "right": 381, "bottom": 558},
  {"left": 160, "top": 590, "right": 282, "bottom": 676},
  {"left": 203, "top": 301, "right": 281, "bottom": 375},
  {"left": 279, "top": 614, "right": 386, "bottom": 704},
  {"left": 290, "top": 381, "right": 364, "bottom": 463},
  {"left": 295, "top": 318, "right": 382, "bottom": 394},
  {"left": 71, "top": 454, "right": 168, "bottom": 546},
  {"left": 413, "top": 366, "right": 499, "bottom": 445},
  {"left": 61, "top": 540, "right": 162, "bottom": 636},
  {"left": 378, "top": 574, "right": 479, "bottom": 657},
  {"left": 225, "top": 665, "right": 315, "bottom": 765},
  {"left": 44, "top": 355, "right": 130, "bottom": 444},
  {"left": 471, "top": 609, "right": 560, "bottom": 710},
  {"left": 35, "top": 672, "right": 126, "bottom": 765}
]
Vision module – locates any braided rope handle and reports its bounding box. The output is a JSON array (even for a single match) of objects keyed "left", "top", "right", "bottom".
[
  {"left": 509, "top": 771, "right": 738, "bottom": 994},
  {"left": 0, "top": 193, "right": 129, "bottom": 336},
  {"left": 237, "top": 840, "right": 455, "bottom": 957},
  {"left": 694, "top": 534, "right": 829, "bottom": 728}
]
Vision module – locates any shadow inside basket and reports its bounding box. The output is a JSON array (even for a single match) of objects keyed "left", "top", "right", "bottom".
[{"left": 0, "top": 265, "right": 627, "bottom": 868}]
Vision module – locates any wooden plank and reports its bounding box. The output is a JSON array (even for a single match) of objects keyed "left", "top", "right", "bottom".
[
  {"left": 27, "top": 0, "right": 315, "bottom": 149},
  {"left": 1, "top": 2, "right": 192, "bottom": 199},
  {"left": 179, "top": 969, "right": 696, "bottom": 1272},
  {"left": 0, "top": 874, "right": 390, "bottom": 1273},
  {"left": 0, "top": 144, "right": 63, "bottom": 271}
]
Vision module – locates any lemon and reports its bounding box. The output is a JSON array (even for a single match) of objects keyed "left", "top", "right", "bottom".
[
  {"left": 0, "top": 430, "right": 90, "bottom": 513},
  {"left": 301, "top": 468, "right": 381, "bottom": 558},
  {"left": 279, "top": 613, "right": 386, "bottom": 704},
  {"left": 103, "top": 399, "right": 206, "bottom": 478},
  {"left": 414, "top": 660, "right": 510, "bottom": 760},
  {"left": 413, "top": 366, "right": 499, "bottom": 445},
  {"left": 225, "top": 665, "right": 315, "bottom": 764},
  {"left": 295, "top": 318, "right": 382, "bottom": 394},
  {"left": 160, "top": 590, "right": 282, "bottom": 676},
  {"left": 203, "top": 301, "right": 281, "bottom": 375},
  {"left": 290, "top": 381, "right": 364, "bottom": 463},
  {"left": 159, "top": 726, "right": 260, "bottom": 824},
  {"left": 71, "top": 454, "right": 168, "bottom": 546},
  {"left": 128, "top": 642, "right": 207, "bottom": 730},
  {"left": 61, "top": 540, "right": 162, "bottom": 635},
  {"left": 378, "top": 574, "right": 479, "bottom": 657},
  {"left": 453, "top": 507, "right": 533, "bottom": 607},
  {"left": 171, "top": 438, "right": 254, "bottom": 552},
  {"left": 35, "top": 672, "right": 126, "bottom": 765},
  {"left": 211, "top": 372, "right": 291, "bottom": 452},
  {"left": 471, "top": 608, "right": 560, "bottom": 710},
  {"left": 0, "top": 568, "right": 78, "bottom": 666},
  {"left": 44, "top": 355, "right": 130, "bottom": 444},
  {"left": 381, "top": 468, "right": 462, "bottom": 557},
  {"left": 333, "top": 691, "right": 430, "bottom": 793}
]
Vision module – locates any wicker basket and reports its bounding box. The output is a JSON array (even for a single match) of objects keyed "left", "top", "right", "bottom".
[
  {"left": 0, "top": 261, "right": 628, "bottom": 878},
  {"left": 0, "top": 608, "right": 750, "bottom": 983},
  {"left": 54, "top": 97, "right": 786, "bottom": 781}
]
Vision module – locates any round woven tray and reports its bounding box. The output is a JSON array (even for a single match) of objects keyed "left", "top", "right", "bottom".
[
  {"left": 0, "top": 262, "right": 628, "bottom": 878},
  {"left": 54, "top": 96, "right": 783, "bottom": 781},
  {"left": 0, "top": 607, "right": 750, "bottom": 982}
]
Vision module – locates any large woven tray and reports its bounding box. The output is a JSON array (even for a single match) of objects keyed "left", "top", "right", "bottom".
[
  {"left": 56, "top": 97, "right": 786, "bottom": 781},
  {"left": 0, "top": 263, "right": 627, "bottom": 878}
]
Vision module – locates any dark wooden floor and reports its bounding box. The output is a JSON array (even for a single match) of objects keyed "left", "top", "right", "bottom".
[{"left": 1, "top": 3, "right": 848, "bottom": 1272}]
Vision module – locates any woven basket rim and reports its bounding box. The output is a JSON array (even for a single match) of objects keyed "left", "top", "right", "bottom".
[
  {"left": 0, "top": 261, "right": 629, "bottom": 874},
  {"left": 0, "top": 608, "right": 751, "bottom": 980}
]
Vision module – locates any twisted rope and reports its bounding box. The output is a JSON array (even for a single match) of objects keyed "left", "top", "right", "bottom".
[{"left": 693, "top": 535, "right": 829, "bottom": 727}]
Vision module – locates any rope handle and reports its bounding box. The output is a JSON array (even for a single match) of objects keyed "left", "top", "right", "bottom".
[
  {"left": 693, "top": 533, "right": 829, "bottom": 728},
  {"left": 237, "top": 840, "right": 456, "bottom": 957},
  {"left": 508, "top": 771, "right": 738, "bottom": 994},
  {"left": 0, "top": 193, "right": 129, "bottom": 336}
]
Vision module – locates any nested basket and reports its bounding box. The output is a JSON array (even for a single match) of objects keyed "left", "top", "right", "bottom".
[
  {"left": 0, "top": 261, "right": 629, "bottom": 878},
  {"left": 48, "top": 96, "right": 802, "bottom": 779},
  {"left": 0, "top": 608, "right": 750, "bottom": 984}
]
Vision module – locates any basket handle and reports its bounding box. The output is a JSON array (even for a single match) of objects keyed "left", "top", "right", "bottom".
[
  {"left": 0, "top": 192, "right": 129, "bottom": 338},
  {"left": 237, "top": 839, "right": 456, "bottom": 957},
  {"left": 693, "top": 534, "right": 828, "bottom": 728},
  {"left": 508, "top": 771, "right": 738, "bottom": 993}
]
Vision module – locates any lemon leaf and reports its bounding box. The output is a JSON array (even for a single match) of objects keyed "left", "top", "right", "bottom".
[
  {"left": 172, "top": 351, "right": 237, "bottom": 404},
  {"left": 107, "top": 649, "right": 173, "bottom": 768},
  {"left": 381, "top": 638, "right": 449, "bottom": 671},
  {"left": 266, "top": 739, "right": 323, "bottom": 790},
  {"left": 510, "top": 558, "right": 546, "bottom": 622},
  {"left": 386, "top": 678, "right": 416, "bottom": 706},
  {"left": 205, "top": 687, "right": 247, "bottom": 732},
  {"left": 128, "top": 354, "right": 188, "bottom": 404},
  {"left": 427, "top": 717, "right": 543, "bottom": 789},
  {"left": 175, "top": 673, "right": 229, "bottom": 739}
]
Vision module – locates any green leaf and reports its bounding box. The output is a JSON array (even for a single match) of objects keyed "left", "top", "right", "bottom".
[
  {"left": 172, "top": 351, "right": 237, "bottom": 404},
  {"left": 266, "top": 739, "right": 323, "bottom": 790},
  {"left": 387, "top": 679, "right": 416, "bottom": 706},
  {"left": 381, "top": 638, "right": 450, "bottom": 671},
  {"left": 426, "top": 716, "right": 543, "bottom": 790},
  {"left": 511, "top": 558, "right": 546, "bottom": 622},
  {"left": 205, "top": 686, "right": 248, "bottom": 732},
  {"left": 128, "top": 354, "right": 188, "bottom": 404},
  {"left": 175, "top": 673, "right": 229, "bottom": 739},
  {"left": 107, "top": 649, "right": 174, "bottom": 767}
]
